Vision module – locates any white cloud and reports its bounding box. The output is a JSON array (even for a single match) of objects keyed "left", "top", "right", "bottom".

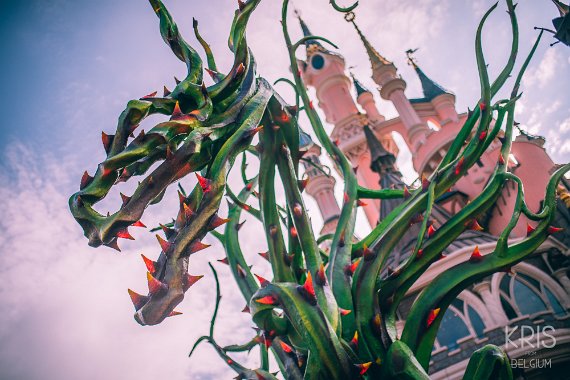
[
  {"left": 0, "top": 144, "right": 265, "bottom": 379},
  {"left": 523, "top": 48, "right": 560, "bottom": 89}
]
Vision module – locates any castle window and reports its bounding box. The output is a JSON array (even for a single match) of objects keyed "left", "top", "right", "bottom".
[
  {"left": 435, "top": 297, "right": 488, "bottom": 350},
  {"left": 311, "top": 54, "right": 325, "bottom": 70},
  {"left": 427, "top": 120, "right": 440, "bottom": 131},
  {"left": 498, "top": 272, "right": 566, "bottom": 319}
]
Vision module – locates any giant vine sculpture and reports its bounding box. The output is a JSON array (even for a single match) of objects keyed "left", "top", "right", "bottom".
[{"left": 69, "top": 0, "right": 569, "bottom": 379}]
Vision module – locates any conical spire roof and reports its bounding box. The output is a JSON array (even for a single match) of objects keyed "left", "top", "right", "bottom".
[
  {"left": 363, "top": 125, "right": 397, "bottom": 174},
  {"left": 351, "top": 73, "right": 372, "bottom": 97},
  {"left": 297, "top": 14, "right": 324, "bottom": 49},
  {"left": 348, "top": 18, "right": 392, "bottom": 67},
  {"left": 406, "top": 49, "right": 452, "bottom": 102}
]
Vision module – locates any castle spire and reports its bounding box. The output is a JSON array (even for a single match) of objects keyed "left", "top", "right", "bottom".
[
  {"left": 406, "top": 49, "right": 451, "bottom": 102},
  {"left": 363, "top": 125, "right": 398, "bottom": 175},
  {"left": 345, "top": 13, "right": 392, "bottom": 67},
  {"left": 350, "top": 73, "right": 371, "bottom": 98},
  {"left": 295, "top": 10, "right": 329, "bottom": 56}
]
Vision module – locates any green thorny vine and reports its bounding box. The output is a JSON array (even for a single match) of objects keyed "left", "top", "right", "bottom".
[{"left": 69, "top": 0, "right": 568, "bottom": 379}]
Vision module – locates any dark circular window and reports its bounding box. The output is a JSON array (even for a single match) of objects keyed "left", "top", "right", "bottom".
[{"left": 311, "top": 54, "right": 325, "bottom": 70}]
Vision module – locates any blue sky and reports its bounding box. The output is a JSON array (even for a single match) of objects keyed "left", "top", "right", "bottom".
[{"left": 0, "top": 0, "right": 568, "bottom": 379}]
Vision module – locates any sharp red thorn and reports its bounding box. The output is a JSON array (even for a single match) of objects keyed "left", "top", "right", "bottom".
[
  {"left": 147, "top": 271, "right": 168, "bottom": 295},
  {"left": 454, "top": 157, "right": 465, "bottom": 176},
  {"left": 350, "top": 331, "right": 358, "bottom": 348},
  {"left": 280, "top": 341, "right": 293, "bottom": 354},
  {"left": 156, "top": 234, "right": 171, "bottom": 253},
  {"left": 357, "top": 199, "right": 367, "bottom": 207},
  {"left": 168, "top": 310, "right": 183, "bottom": 317},
  {"left": 142, "top": 91, "right": 157, "bottom": 99},
  {"left": 427, "top": 308, "right": 441, "bottom": 327},
  {"left": 80, "top": 171, "right": 93, "bottom": 190},
  {"left": 128, "top": 289, "right": 148, "bottom": 311},
  {"left": 120, "top": 192, "right": 131, "bottom": 207},
  {"left": 421, "top": 174, "right": 430, "bottom": 190},
  {"left": 101, "top": 132, "right": 113, "bottom": 153},
  {"left": 316, "top": 264, "right": 327, "bottom": 286},
  {"left": 466, "top": 219, "right": 484, "bottom": 231},
  {"left": 255, "top": 274, "right": 270, "bottom": 287},
  {"left": 479, "top": 130, "right": 488, "bottom": 141},
  {"left": 217, "top": 257, "right": 229, "bottom": 265},
  {"left": 117, "top": 228, "right": 135, "bottom": 240},
  {"left": 469, "top": 245, "right": 483, "bottom": 263},
  {"left": 106, "top": 238, "right": 121, "bottom": 252},
  {"left": 403, "top": 186, "right": 411, "bottom": 199},
  {"left": 163, "top": 86, "right": 171, "bottom": 97},
  {"left": 345, "top": 258, "right": 362, "bottom": 276},
  {"left": 339, "top": 308, "right": 352, "bottom": 316},
  {"left": 527, "top": 223, "right": 536, "bottom": 236},
  {"left": 195, "top": 173, "right": 212, "bottom": 193},
  {"left": 427, "top": 224, "right": 437, "bottom": 238},
  {"left": 132, "top": 220, "right": 146, "bottom": 228},
  {"left": 548, "top": 226, "right": 564, "bottom": 234},
  {"left": 241, "top": 305, "right": 251, "bottom": 313},
  {"left": 184, "top": 274, "right": 203, "bottom": 291},
  {"left": 255, "top": 295, "right": 278, "bottom": 305},
  {"left": 172, "top": 101, "right": 183, "bottom": 118},
  {"left": 188, "top": 240, "right": 210, "bottom": 255},
  {"left": 141, "top": 254, "right": 157, "bottom": 274},
  {"left": 258, "top": 251, "right": 270, "bottom": 261},
  {"left": 356, "top": 362, "right": 372, "bottom": 376}
]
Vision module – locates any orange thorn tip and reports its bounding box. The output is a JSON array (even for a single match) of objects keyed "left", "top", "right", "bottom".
[
  {"left": 156, "top": 234, "right": 171, "bottom": 253},
  {"left": 427, "top": 225, "right": 437, "bottom": 238},
  {"left": 147, "top": 271, "right": 167, "bottom": 295},
  {"left": 255, "top": 295, "right": 278, "bottom": 305},
  {"left": 350, "top": 331, "right": 358, "bottom": 347},
  {"left": 303, "top": 272, "right": 315, "bottom": 298},
  {"left": 466, "top": 219, "right": 484, "bottom": 231},
  {"left": 356, "top": 362, "right": 372, "bottom": 375},
  {"left": 167, "top": 310, "right": 183, "bottom": 317},
  {"left": 357, "top": 199, "right": 367, "bottom": 207},
  {"left": 128, "top": 289, "right": 148, "bottom": 311},
  {"left": 290, "top": 227, "right": 298, "bottom": 238},
  {"left": 172, "top": 101, "right": 183, "bottom": 117},
  {"left": 280, "top": 341, "right": 293, "bottom": 354},
  {"left": 469, "top": 245, "right": 483, "bottom": 263},
  {"left": 421, "top": 174, "right": 430, "bottom": 190},
  {"left": 340, "top": 308, "right": 352, "bottom": 316},
  {"left": 427, "top": 308, "right": 441, "bottom": 327}
]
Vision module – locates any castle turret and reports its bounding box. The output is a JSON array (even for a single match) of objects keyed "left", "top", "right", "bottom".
[
  {"left": 350, "top": 19, "right": 430, "bottom": 151},
  {"left": 407, "top": 50, "right": 459, "bottom": 124},
  {"left": 351, "top": 73, "right": 384, "bottom": 123},
  {"left": 297, "top": 15, "right": 360, "bottom": 125},
  {"left": 299, "top": 127, "right": 341, "bottom": 235}
]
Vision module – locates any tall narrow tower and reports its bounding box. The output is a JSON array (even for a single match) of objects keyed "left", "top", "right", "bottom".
[
  {"left": 296, "top": 15, "right": 399, "bottom": 228},
  {"left": 349, "top": 18, "right": 431, "bottom": 154},
  {"left": 299, "top": 128, "right": 341, "bottom": 236}
]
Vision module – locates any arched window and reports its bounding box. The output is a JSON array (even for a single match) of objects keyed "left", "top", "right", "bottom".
[
  {"left": 435, "top": 298, "right": 488, "bottom": 351},
  {"left": 498, "top": 272, "right": 566, "bottom": 319},
  {"left": 427, "top": 120, "right": 441, "bottom": 131}
]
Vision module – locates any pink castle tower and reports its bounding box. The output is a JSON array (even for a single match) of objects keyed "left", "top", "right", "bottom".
[
  {"left": 297, "top": 15, "right": 399, "bottom": 227},
  {"left": 297, "top": 11, "right": 570, "bottom": 380}
]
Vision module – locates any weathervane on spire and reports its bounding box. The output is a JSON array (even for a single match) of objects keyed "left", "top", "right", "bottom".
[{"left": 405, "top": 48, "right": 419, "bottom": 68}]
